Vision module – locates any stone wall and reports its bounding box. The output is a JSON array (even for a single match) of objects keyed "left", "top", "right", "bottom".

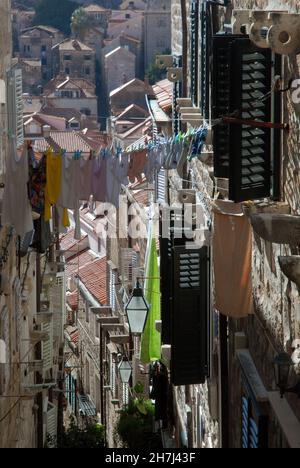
[{"left": 227, "top": 0, "right": 300, "bottom": 448}]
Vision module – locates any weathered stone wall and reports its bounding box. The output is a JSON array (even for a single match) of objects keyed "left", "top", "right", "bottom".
[{"left": 227, "top": 0, "right": 300, "bottom": 448}]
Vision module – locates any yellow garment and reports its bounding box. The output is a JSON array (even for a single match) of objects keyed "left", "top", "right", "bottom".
[{"left": 45, "top": 150, "right": 69, "bottom": 227}]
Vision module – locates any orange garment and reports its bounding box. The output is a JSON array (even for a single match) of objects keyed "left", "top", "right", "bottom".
[
  {"left": 212, "top": 200, "right": 253, "bottom": 318},
  {"left": 128, "top": 149, "right": 147, "bottom": 184},
  {"left": 45, "top": 150, "right": 69, "bottom": 227}
]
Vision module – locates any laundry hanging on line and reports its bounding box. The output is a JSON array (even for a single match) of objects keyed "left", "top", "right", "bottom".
[{"left": 2, "top": 124, "right": 209, "bottom": 244}]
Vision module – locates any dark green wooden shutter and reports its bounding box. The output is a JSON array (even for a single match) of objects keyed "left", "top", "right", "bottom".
[
  {"left": 160, "top": 209, "right": 193, "bottom": 345},
  {"left": 229, "top": 39, "right": 272, "bottom": 202},
  {"left": 272, "top": 53, "right": 283, "bottom": 201},
  {"left": 171, "top": 246, "right": 210, "bottom": 386},
  {"left": 173, "top": 55, "right": 182, "bottom": 135},
  {"left": 190, "top": 1, "right": 199, "bottom": 105},
  {"left": 200, "top": 2, "right": 211, "bottom": 119},
  {"left": 212, "top": 35, "right": 243, "bottom": 178}
]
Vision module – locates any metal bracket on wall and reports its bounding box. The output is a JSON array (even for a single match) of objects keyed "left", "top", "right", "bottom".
[
  {"left": 167, "top": 67, "right": 183, "bottom": 83},
  {"left": 267, "top": 13, "right": 300, "bottom": 55}
]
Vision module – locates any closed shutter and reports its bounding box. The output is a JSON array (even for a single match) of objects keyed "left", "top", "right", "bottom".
[
  {"left": 190, "top": 1, "right": 199, "bottom": 105},
  {"left": 200, "top": 2, "right": 211, "bottom": 119},
  {"left": 7, "top": 66, "right": 24, "bottom": 148},
  {"left": 212, "top": 35, "right": 242, "bottom": 178},
  {"left": 171, "top": 246, "right": 210, "bottom": 386},
  {"left": 229, "top": 39, "right": 272, "bottom": 202},
  {"left": 173, "top": 55, "right": 182, "bottom": 135}
]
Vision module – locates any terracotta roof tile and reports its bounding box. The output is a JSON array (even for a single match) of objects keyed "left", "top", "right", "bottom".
[
  {"left": 77, "top": 257, "right": 107, "bottom": 305},
  {"left": 153, "top": 79, "right": 173, "bottom": 113},
  {"left": 60, "top": 229, "right": 88, "bottom": 253}
]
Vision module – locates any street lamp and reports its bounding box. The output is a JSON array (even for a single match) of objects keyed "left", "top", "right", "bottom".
[
  {"left": 125, "top": 281, "right": 149, "bottom": 335},
  {"left": 274, "top": 352, "right": 300, "bottom": 398},
  {"left": 118, "top": 357, "right": 132, "bottom": 384}
]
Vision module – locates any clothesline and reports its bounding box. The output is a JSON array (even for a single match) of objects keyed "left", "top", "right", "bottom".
[{"left": 2, "top": 125, "right": 211, "bottom": 245}]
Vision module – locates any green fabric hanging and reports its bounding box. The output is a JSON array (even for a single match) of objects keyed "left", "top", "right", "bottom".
[{"left": 140, "top": 236, "right": 161, "bottom": 364}]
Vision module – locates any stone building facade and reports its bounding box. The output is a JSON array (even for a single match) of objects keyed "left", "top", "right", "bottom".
[
  {"left": 165, "top": 0, "right": 300, "bottom": 449},
  {"left": 19, "top": 26, "right": 64, "bottom": 81},
  {"left": 52, "top": 39, "right": 96, "bottom": 84},
  {"left": 104, "top": 46, "right": 136, "bottom": 94},
  {"left": 144, "top": 0, "right": 171, "bottom": 70}
]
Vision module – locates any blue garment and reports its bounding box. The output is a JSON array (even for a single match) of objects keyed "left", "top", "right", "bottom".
[{"left": 189, "top": 127, "right": 208, "bottom": 160}]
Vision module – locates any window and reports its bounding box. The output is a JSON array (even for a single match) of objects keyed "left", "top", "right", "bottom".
[
  {"left": 41, "top": 57, "right": 47, "bottom": 66},
  {"left": 85, "top": 67, "right": 90, "bottom": 75},
  {"left": 84, "top": 55, "right": 91, "bottom": 61},
  {"left": 69, "top": 121, "right": 80, "bottom": 129},
  {"left": 65, "top": 67, "right": 70, "bottom": 75},
  {"left": 64, "top": 55, "right": 72, "bottom": 61},
  {"left": 41, "top": 45, "right": 46, "bottom": 52}
]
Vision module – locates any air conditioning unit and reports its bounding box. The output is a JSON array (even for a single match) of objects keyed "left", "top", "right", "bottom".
[{"left": 178, "top": 190, "right": 196, "bottom": 205}]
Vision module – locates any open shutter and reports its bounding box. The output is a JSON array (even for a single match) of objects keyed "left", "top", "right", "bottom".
[
  {"left": 7, "top": 66, "right": 24, "bottom": 148},
  {"left": 173, "top": 55, "right": 182, "bottom": 135},
  {"left": 190, "top": 1, "right": 199, "bottom": 105},
  {"left": 241, "top": 380, "right": 268, "bottom": 448},
  {"left": 229, "top": 39, "right": 272, "bottom": 202},
  {"left": 13, "top": 278, "right": 22, "bottom": 354},
  {"left": 50, "top": 272, "right": 66, "bottom": 346},
  {"left": 45, "top": 401, "right": 57, "bottom": 447},
  {"left": 171, "top": 246, "right": 210, "bottom": 386},
  {"left": 42, "top": 318, "right": 54, "bottom": 376},
  {"left": 200, "top": 2, "right": 212, "bottom": 119},
  {"left": 120, "top": 248, "right": 140, "bottom": 288},
  {"left": 160, "top": 233, "right": 173, "bottom": 345},
  {"left": 212, "top": 35, "right": 241, "bottom": 178},
  {"left": 109, "top": 267, "right": 117, "bottom": 311},
  {"left": 155, "top": 168, "right": 168, "bottom": 204},
  {"left": 0, "top": 306, "right": 9, "bottom": 395}
]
